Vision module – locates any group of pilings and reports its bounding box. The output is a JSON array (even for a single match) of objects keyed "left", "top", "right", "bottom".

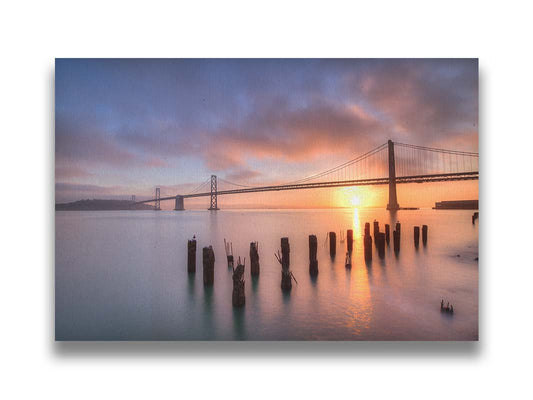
[
  {"left": 360, "top": 221, "right": 428, "bottom": 261},
  {"left": 186, "top": 222, "right": 430, "bottom": 305},
  {"left": 187, "top": 237, "right": 261, "bottom": 308}
]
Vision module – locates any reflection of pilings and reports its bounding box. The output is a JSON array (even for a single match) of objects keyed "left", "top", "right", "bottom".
[
  {"left": 309, "top": 235, "right": 318, "bottom": 276},
  {"left": 393, "top": 230, "right": 400, "bottom": 254},
  {"left": 385, "top": 224, "right": 390, "bottom": 245},
  {"left": 414, "top": 226, "right": 420, "bottom": 248},
  {"left": 250, "top": 242, "right": 260, "bottom": 276},
  {"left": 347, "top": 229, "right": 353, "bottom": 253},
  {"left": 232, "top": 258, "right": 245, "bottom": 307},
  {"left": 329, "top": 231, "right": 336, "bottom": 257},
  {"left": 187, "top": 239, "right": 196, "bottom": 273},
  {"left": 279, "top": 237, "right": 292, "bottom": 291},
  {"left": 422, "top": 225, "right": 428, "bottom": 246},
  {"left": 364, "top": 223, "right": 372, "bottom": 262},
  {"left": 203, "top": 246, "right": 215, "bottom": 286},
  {"left": 377, "top": 232, "right": 385, "bottom": 258}
]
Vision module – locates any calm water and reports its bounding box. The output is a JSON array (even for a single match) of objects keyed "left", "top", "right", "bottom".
[{"left": 55, "top": 209, "right": 478, "bottom": 340}]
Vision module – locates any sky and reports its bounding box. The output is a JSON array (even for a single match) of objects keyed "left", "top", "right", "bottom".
[{"left": 55, "top": 59, "right": 478, "bottom": 208}]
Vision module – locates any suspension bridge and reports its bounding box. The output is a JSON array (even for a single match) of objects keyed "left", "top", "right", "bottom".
[{"left": 136, "top": 140, "right": 479, "bottom": 211}]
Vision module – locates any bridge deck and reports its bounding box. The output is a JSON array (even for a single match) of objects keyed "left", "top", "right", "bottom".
[{"left": 137, "top": 171, "right": 479, "bottom": 204}]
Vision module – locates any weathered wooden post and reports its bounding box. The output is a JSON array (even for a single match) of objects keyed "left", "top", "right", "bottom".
[
  {"left": 187, "top": 238, "right": 196, "bottom": 273},
  {"left": 364, "top": 223, "right": 372, "bottom": 262},
  {"left": 279, "top": 237, "right": 292, "bottom": 291},
  {"left": 377, "top": 232, "right": 386, "bottom": 258},
  {"left": 385, "top": 224, "right": 390, "bottom": 245},
  {"left": 395, "top": 222, "right": 401, "bottom": 243},
  {"left": 232, "top": 258, "right": 245, "bottom": 307},
  {"left": 373, "top": 220, "right": 380, "bottom": 246},
  {"left": 329, "top": 231, "right": 336, "bottom": 257},
  {"left": 203, "top": 246, "right": 215, "bottom": 285},
  {"left": 393, "top": 230, "right": 400, "bottom": 254},
  {"left": 414, "top": 226, "right": 420, "bottom": 248},
  {"left": 345, "top": 251, "right": 352, "bottom": 268},
  {"left": 309, "top": 235, "right": 318, "bottom": 276},
  {"left": 224, "top": 239, "right": 234, "bottom": 268},
  {"left": 347, "top": 229, "right": 354, "bottom": 253},
  {"left": 422, "top": 225, "right": 428, "bottom": 246},
  {"left": 250, "top": 242, "right": 260, "bottom": 276}
]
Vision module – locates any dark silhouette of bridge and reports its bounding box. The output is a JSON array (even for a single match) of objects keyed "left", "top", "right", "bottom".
[{"left": 136, "top": 140, "right": 479, "bottom": 211}]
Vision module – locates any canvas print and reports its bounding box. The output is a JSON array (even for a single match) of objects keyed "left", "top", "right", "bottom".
[{"left": 55, "top": 59, "right": 478, "bottom": 340}]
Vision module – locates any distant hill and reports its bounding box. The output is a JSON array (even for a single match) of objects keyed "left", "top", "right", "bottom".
[{"left": 55, "top": 199, "right": 155, "bottom": 211}]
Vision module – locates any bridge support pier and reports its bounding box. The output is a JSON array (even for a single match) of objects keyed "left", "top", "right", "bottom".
[
  {"left": 386, "top": 140, "right": 400, "bottom": 211},
  {"left": 174, "top": 195, "right": 184, "bottom": 210}
]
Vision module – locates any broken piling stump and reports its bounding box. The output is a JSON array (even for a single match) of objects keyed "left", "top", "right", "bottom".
[
  {"left": 232, "top": 257, "right": 245, "bottom": 307},
  {"left": 345, "top": 251, "right": 352, "bottom": 268},
  {"left": 385, "top": 224, "right": 390, "bottom": 245},
  {"left": 309, "top": 234, "right": 318, "bottom": 276},
  {"left": 202, "top": 245, "right": 215, "bottom": 286},
  {"left": 422, "top": 225, "right": 428, "bottom": 246},
  {"left": 250, "top": 242, "right": 260, "bottom": 276},
  {"left": 364, "top": 222, "right": 370, "bottom": 237},
  {"left": 224, "top": 238, "right": 234, "bottom": 268},
  {"left": 187, "top": 239, "right": 196, "bottom": 273},
  {"left": 329, "top": 231, "right": 336, "bottom": 257},
  {"left": 277, "top": 237, "right": 292, "bottom": 291},
  {"left": 472, "top": 212, "right": 479, "bottom": 224},
  {"left": 377, "top": 232, "right": 386, "bottom": 258},
  {"left": 414, "top": 226, "right": 420, "bottom": 248},
  {"left": 347, "top": 229, "right": 353, "bottom": 253}
]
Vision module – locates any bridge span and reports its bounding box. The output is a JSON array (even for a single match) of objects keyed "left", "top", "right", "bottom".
[{"left": 136, "top": 140, "right": 479, "bottom": 211}]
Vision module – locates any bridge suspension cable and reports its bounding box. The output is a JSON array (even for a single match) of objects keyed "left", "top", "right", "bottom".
[{"left": 284, "top": 142, "right": 388, "bottom": 185}]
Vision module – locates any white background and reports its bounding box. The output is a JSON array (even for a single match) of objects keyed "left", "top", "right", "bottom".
[{"left": 1, "top": 1, "right": 532, "bottom": 398}]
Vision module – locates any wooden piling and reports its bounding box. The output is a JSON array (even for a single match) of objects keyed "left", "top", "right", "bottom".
[
  {"left": 364, "top": 223, "right": 372, "bottom": 262},
  {"left": 250, "top": 242, "right": 260, "bottom": 276},
  {"left": 396, "top": 222, "right": 401, "bottom": 235},
  {"left": 202, "top": 246, "right": 215, "bottom": 286},
  {"left": 385, "top": 224, "right": 390, "bottom": 245},
  {"left": 414, "top": 226, "right": 420, "bottom": 248},
  {"left": 377, "top": 232, "right": 386, "bottom": 258},
  {"left": 422, "top": 225, "right": 428, "bottom": 246},
  {"left": 224, "top": 239, "right": 234, "bottom": 268},
  {"left": 187, "top": 239, "right": 196, "bottom": 273},
  {"left": 280, "top": 237, "right": 292, "bottom": 291},
  {"left": 373, "top": 220, "right": 380, "bottom": 246},
  {"left": 345, "top": 251, "right": 352, "bottom": 269},
  {"left": 309, "top": 235, "right": 318, "bottom": 276},
  {"left": 329, "top": 231, "right": 336, "bottom": 257},
  {"left": 347, "top": 229, "right": 354, "bottom": 253},
  {"left": 393, "top": 230, "right": 400, "bottom": 254},
  {"left": 232, "top": 258, "right": 245, "bottom": 307}
]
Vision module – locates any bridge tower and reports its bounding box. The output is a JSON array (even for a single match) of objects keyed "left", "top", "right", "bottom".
[
  {"left": 386, "top": 140, "right": 400, "bottom": 211},
  {"left": 174, "top": 195, "right": 184, "bottom": 211},
  {"left": 155, "top": 187, "right": 161, "bottom": 211},
  {"left": 208, "top": 175, "right": 219, "bottom": 210}
]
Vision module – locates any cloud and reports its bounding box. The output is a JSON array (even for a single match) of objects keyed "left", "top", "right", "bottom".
[{"left": 56, "top": 59, "right": 478, "bottom": 195}]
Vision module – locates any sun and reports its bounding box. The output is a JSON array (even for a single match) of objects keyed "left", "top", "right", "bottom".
[{"left": 350, "top": 194, "right": 361, "bottom": 207}]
